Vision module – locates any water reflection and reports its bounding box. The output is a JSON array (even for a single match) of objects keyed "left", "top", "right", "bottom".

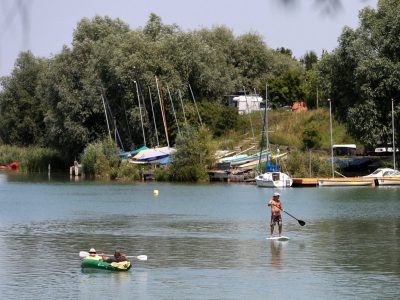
[
  {"left": 0, "top": 175, "right": 400, "bottom": 299},
  {"left": 0, "top": 173, "right": 6, "bottom": 183},
  {"left": 270, "top": 241, "right": 283, "bottom": 269},
  {"left": 311, "top": 219, "right": 400, "bottom": 275}
]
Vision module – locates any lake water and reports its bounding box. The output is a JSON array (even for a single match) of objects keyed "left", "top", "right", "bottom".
[{"left": 0, "top": 172, "right": 399, "bottom": 299}]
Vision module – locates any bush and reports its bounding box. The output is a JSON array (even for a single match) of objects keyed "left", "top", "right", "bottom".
[
  {"left": 286, "top": 150, "right": 332, "bottom": 177},
  {"left": 169, "top": 125, "right": 216, "bottom": 182},
  {"left": 154, "top": 166, "right": 170, "bottom": 181},
  {"left": 117, "top": 162, "right": 141, "bottom": 181},
  {"left": 80, "top": 138, "right": 120, "bottom": 179},
  {"left": 302, "top": 126, "right": 322, "bottom": 150},
  {"left": 198, "top": 101, "right": 239, "bottom": 137}
]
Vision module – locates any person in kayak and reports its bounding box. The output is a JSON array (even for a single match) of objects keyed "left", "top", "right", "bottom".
[
  {"left": 102, "top": 251, "right": 128, "bottom": 263},
  {"left": 268, "top": 192, "right": 284, "bottom": 237},
  {"left": 84, "top": 248, "right": 103, "bottom": 260}
]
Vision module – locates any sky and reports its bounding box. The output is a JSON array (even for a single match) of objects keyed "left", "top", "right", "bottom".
[{"left": 0, "top": 0, "right": 378, "bottom": 77}]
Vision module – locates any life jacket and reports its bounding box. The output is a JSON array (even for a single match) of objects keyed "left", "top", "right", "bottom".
[{"left": 84, "top": 255, "right": 103, "bottom": 261}]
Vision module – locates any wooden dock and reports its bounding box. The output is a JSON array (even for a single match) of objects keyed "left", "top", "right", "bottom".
[{"left": 292, "top": 178, "right": 319, "bottom": 187}]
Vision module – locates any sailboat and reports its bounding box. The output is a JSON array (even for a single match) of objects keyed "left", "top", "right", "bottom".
[
  {"left": 364, "top": 98, "right": 400, "bottom": 186},
  {"left": 255, "top": 85, "right": 293, "bottom": 188},
  {"left": 317, "top": 99, "right": 374, "bottom": 187}
]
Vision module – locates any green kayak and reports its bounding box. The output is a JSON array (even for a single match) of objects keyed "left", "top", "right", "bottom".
[{"left": 81, "top": 259, "right": 132, "bottom": 272}]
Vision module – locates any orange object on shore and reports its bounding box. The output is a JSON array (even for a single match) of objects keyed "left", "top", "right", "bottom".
[
  {"left": 291, "top": 100, "right": 308, "bottom": 111},
  {"left": 6, "top": 162, "right": 21, "bottom": 170}
]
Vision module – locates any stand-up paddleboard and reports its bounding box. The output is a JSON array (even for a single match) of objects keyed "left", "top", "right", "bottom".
[{"left": 267, "top": 236, "right": 290, "bottom": 241}]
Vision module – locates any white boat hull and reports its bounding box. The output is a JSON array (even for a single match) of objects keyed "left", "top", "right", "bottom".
[
  {"left": 374, "top": 177, "right": 400, "bottom": 186},
  {"left": 318, "top": 179, "right": 373, "bottom": 187},
  {"left": 255, "top": 172, "right": 293, "bottom": 188}
]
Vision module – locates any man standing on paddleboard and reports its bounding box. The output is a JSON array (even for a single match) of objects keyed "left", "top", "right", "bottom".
[{"left": 268, "top": 192, "right": 284, "bottom": 237}]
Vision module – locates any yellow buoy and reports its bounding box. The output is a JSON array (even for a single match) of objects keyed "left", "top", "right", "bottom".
[{"left": 153, "top": 189, "right": 159, "bottom": 196}]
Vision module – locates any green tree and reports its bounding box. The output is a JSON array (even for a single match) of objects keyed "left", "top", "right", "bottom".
[
  {"left": 302, "top": 126, "right": 322, "bottom": 150},
  {"left": 267, "top": 69, "right": 305, "bottom": 107},
  {"left": 318, "top": 0, "right": 400, "bottom": 148},
  {"left": 38, "top": 16, "right": 131, "bottom": 157},
  {"left": 0, "top": 52, "right": 47, "bottom": 146},
  {"left": 198, "top": 101, "right": 239, "bottom": 137},
  {"left": 300, "top": 51, "right": 318, "bottom": 71},
  {"left": 169, "top": 126, "right": 216, "bottom": 182},
  {"left": 276, "top": 47, "right": 293, "bottom": 57},
  {"left": 143, "top": 13, "right": 179, "bottom": 40},
  {"left": 1, "top": 13, "right": 307, "bottom": 157}
]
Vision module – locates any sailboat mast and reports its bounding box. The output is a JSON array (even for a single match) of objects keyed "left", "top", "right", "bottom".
[
  {"left": 265, "top": 84, "right": 269, "bottom": 152},
  {"left": 328, "top": 98, "right": 334, "bottom": 178},
  {"left": 178, "top": 89, "right": 188, "bottom": 126},
  {"left": 257, "top": 84, "right": 268, "bottom": 174},
  {"left": 134, "top": 80, "right": 147, "bottom": 146},
  {"left": 155, "top": 76, "right": 170, "bottom": 147},
  {"left": 166, "top": 83, "right": 180, "bottom": 134},
  {"left": 254, "top": 87, "right": 263, "bottom": 122},
  {"left": 392, "top": 98, "right": 396, "bottom": 170},
  {"left": 188, "top": 83, "right": 203, "bottom": 125},
  {"left": 148, "top": 86, "right": 160, "bottom": 147},
  {"left": 243, "top": 86, "right": 256, "bottom": 144},
  {"left": 100, "top": 92, "right": 112, "bottom": 141}
]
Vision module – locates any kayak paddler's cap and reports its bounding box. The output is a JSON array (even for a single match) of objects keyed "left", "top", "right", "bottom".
[
  {"left": 273, "top": 192, "right": 280, "bottom": 197},
  {"left": 89, "top": 248, "right": 96, "bottom": 254}
]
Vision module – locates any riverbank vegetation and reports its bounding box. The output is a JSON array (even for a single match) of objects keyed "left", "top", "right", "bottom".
[
  {"left": 0, "top": 145, "right": 65, "bottom": 172},
  {"left": 1, "top": 0, "right": 399, "bottom": 181}
]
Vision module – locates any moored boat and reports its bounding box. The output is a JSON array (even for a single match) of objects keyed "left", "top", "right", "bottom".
[
  {"left": 364, "top": 168, "right": 400, "bottom": 186},
  {"left": 318, "top": 177, "right": 374, "bottom": 187},
  {"left": 81, "top": 259, "right": 132, "bottom": 272},
  {"left": 256, "top": 171, "right": 293, "bottom": 188},
  {"left": 374, "top": 177, "right": 400, "bottom": 186},
  {"left": 255, "top": 84, "right": 293, "bottom": 188}
]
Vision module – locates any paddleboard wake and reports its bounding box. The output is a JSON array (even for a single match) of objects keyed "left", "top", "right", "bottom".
[{"left": 267, "top": 236, "right": 290, "bottom": 241}]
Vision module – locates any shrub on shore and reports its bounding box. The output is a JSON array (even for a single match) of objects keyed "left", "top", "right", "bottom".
[
  {"left": 80, "top": 138, "right": 144, "bottom": 180},
  {"left": 117, "top": 162, "right": 141, "bottom": 181},
  {"left": 285, "top": 150, "right": 332, "bottom": 178},
  {"left": 80, "top": 138, "right": 120, "bottom": 179},
  {"left": 154, "top": 166, "right": 170, "bottom": 181},
  {"left": 169, "top": 125, "right": 216, "bottom": 182}
]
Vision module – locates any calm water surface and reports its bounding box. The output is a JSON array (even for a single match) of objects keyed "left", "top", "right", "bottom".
[{"left": 0, "top": 172, "right": 399, "bottom": 299}]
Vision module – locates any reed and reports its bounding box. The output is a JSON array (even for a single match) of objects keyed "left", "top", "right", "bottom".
[
  {"left": 117, "top": 162, "right": 141, "bottom": 181},
  {"left": 0, "top": 145, "right": 65, "bottom": 172},
  {"left": 285, "top": 150, "right": 332, "bottom": 178}
]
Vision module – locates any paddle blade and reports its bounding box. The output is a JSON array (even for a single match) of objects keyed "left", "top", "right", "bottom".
[
  {"left": 298, "top": 220, "right": 306, "bottom": 226},
  {"left": 79, "top": 251, "right": 89, "bottom": 258},
  {"left": 136, "top": 255, "right": 147, "bottom": 261}
]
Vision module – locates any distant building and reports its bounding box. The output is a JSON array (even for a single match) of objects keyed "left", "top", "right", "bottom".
[{"left": 225, "top": 94, "right": 263, "bottom": 114}]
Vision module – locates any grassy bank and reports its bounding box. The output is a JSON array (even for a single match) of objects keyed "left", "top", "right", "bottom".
[
  {"left": 0, "top": 145, "right": 66, "bottom": 172},
  {"left": 222, "top": 108, "right": 357, "bottom": 151}
]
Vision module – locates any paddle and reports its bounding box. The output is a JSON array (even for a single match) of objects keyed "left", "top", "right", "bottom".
[
  {"left": 79, "top": 251, "right": 147, "bottom": 261},
  {"left": 271, "top": 204, "right": 306, "bottom": 226}
]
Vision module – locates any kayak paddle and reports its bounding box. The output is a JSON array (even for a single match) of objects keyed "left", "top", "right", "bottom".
[{"left": 79, "top": 251, "right": 148, "bottom": 261}]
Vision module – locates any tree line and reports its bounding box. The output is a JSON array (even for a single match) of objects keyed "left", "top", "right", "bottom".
[
  {"left": 0, "top": 0, "right": 399, "bottom": 160},
  {"left": 0, "top": 13, "right": 307, "bottom": 160}
]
